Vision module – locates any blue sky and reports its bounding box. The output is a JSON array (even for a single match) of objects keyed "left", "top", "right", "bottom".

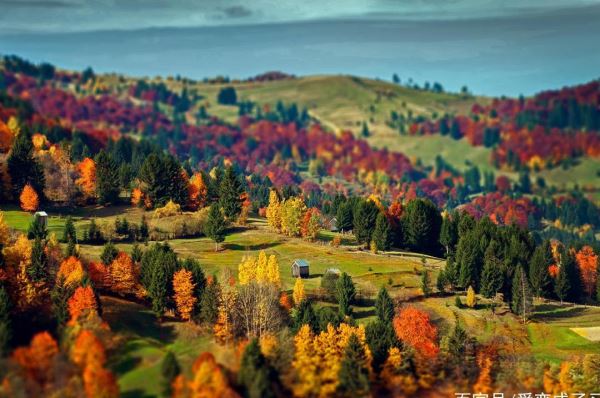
[{"left": 1, "top": 0, "right": 599, "bottom": 32}]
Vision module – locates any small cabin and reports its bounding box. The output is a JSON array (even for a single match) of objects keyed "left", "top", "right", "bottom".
[
  {"left": 291, "top": 259, "right": 310, "bottom": 278},
  {"left": 33, "top": 211, "right": 48, "bottom": 228},
  {"left": 327, "top": 216, "right": 338, "bottom": 232}
]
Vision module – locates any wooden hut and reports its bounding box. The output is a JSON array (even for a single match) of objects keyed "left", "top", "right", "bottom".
[
  {"left": 291, "top": 259, "right": 310, "bottom": 278},
  {"left": 33, "top": 211, "right": 48, "bottom": 228}
]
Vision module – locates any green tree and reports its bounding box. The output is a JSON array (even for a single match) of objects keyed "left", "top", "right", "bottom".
[
  {"left": 511, "top": 266, "right": 533, "bottom": 322},
  {"left": 219, "top": 166, "right": 244, "bottom": 220},
  {"left": 421, "top": 270, "right": 432, "bottom": 297},
  {"left": 161, "top": 351, "right": 180, "bottom": 398},
  {"left": 336, "top": 334, "right": 370, "bottom": 397},
  {"left": 440, "top": 215, "right": 458, "bottom": 256},
  {"left": 293, "top": 299, "right": 319, "bottom": 333},
  {"left": 404, "top": 199, "right": 442, "bottom": 254},
  {"left": 238, "top": 339, "right": 277, "bottom": 398},
  {"left": 27, "top": 215, "right": 48, "bottom": 240},
  {"left": 374, "top": 287, "right": 394, "bottom": 323},
  {"left": 456, "top": 231, "right": 482, "bottom": 290},
  {"left": 217, "top": 86, "right": 237, "bottom": 105},
  {"left": 529, "top": 241, "right": 553, "bottom": 298},
  {"left": 94, "top": 150, "right": 120, "bottom": 205},
  {"left": 372, "top": 212, "right": 392, "bottom": 251},
  {"left": 138, "top": 153, "right": 188, "bottom": 207},
  {"left": 198, "top": 276, "right": 220, "bottom": 325},
  {"left": 7, "top": 129, "right": 45, "bottom": 199},
  {"left": 29, "top": 237, "right": 48, "bottom": 282},
  {"left": 365, "top": 319, "right": 397, "bottom": 372},
  {"left": 100, "top": 242, "right": 118, "bottom": 265},
  {"left": 51, "top": 277, "right": 72, "bottom": 331},
  {"left": 0, "top": 285, "right": 12, "bottom": 355},
  {"left": 336, "top": 201, "right": 354, "bottom": 232},
  {"left": 353, "top": 200, "right": 379, "bottom": 247},
  {"left": 480, "top": 241, "right": 504, "bottom": 298},
  {"left": 205, "top": 205, "right": 227, "bottom": 251},
  {"left": 336, "top": 272, "right": 356, "bottom": 317},
  {"left": 62, "top": 216, "right": 77, "bottom": 243}
]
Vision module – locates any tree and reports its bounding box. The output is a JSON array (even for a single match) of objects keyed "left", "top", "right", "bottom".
[
  {"left": 75, "top": 157, "right": 96, "bottom": 200},
  {"left": 365, "top": 319, "right": 397, "bottom": 372},
  {"left": 138, "top": 153, "right": 188, "bottom": 207},
  {"left": 205, "top": 205, "right": 226, "bottom": 251},
  {"left": 0, "top": 285, "right": 12, "bottom": 355},
  {"left": 19, "top": 184, "right": 39, "bottom": 212},
  {"left": 421, "top": 270, "right": 432, "bottom": 297},
  {"left": 561, "top": 249, "right": 583, "bottom": 303},
  {"left": 456, "top": 231, "right": 482, "bottom": 290},
  {"left": 293, "top": 277, "right": 305, "bottom": 306},
  {"left": 354, "top": 200, "right": 379, "bottom": 247},
  {"left": 94, "top": 151, "right": 120, "bottom": 205},
  {"left": 375, "top": 287, "right": 394, "bottom": 323},
  {"left": 7, "top": 129, "right": 45, "bottom": 200},
  {"left": 68, "top": 285, "right": 98, "bottom": 322},
  {"left": 511, "top": 266, "right": 533, "bottom": 322},
  {"left": 29, "top": 237, "right": 48, "bottom": 282},
  {"left": 199, "top": 276, "right": 220, "bottom": 325},
  {"left": 393, "top": 306, "right": 439, "bottom": 358},
  {"left": 440, "top": 214, "right": 458, "bottom": 256},
  {"left": 187, "top": 172, "right": 208, "bottom": 210},
  {"left": 58, "top": 256, "right": 85, "bottom": 288},
  {"left": 301, "top": 208, "right": 322, "bottom": 241},
  {"left": 51, "top": 277, "right": 72, "bottom": 331},
  {"left": 372, "top": 212, "right": 392, "bottom": 251},
  {"left": 161, "top": 351, "right": 180, "bottom": 398},
  {"left": 219, "top": 166, "right": 244, "bottom": 220},
  {"left": 217, "top": 86, "right": 237, "bottom": 105},
  {"left": 336, "top": 201, "right": 354, "bottom": 233},
  {"left": 336, "top": 272, "right": 356, "bottom": 317},
  {"left": 110, "top": 252, "right": 137, "bottom": 294},
  {"left": 100, "top": 242, "right": 118, "bottom": 265},
  {"left": 575, "top": 246, "right": 598, "bottom": 299},
  {"left": 62, "top": 216, "right": 77, "bottom": 244},
  {"left": 27, "top": 213, "right": 47, "bottom": 240},
  {"left": 266, "top": 189, "right": 282, "bottom": 232},
  {"left": 597, "top": 257, "right": 600, "bottom": 302},
  {"left": 173, "top": 269, "right": 196, "bottom": 321},
  {"left": 281, "top": 197, "right": 307, "bottom": 237},
  {"left": 336, "top": 334, "right": 370, "bottom": 397},
  {"left": 404, "top": 199, "right": 442, "bottom": 254},
  {"left": 480, "top": 241, "right": 504, "bottom": 299},
  {"left": 238, "top": 339, "right": 277, "bottom": 398},
  {"left": 466, "top": 286, "right": 476, "bottom": 308},
  {"left": 529, "top": 241, "right": 553, "bottom": 298}
]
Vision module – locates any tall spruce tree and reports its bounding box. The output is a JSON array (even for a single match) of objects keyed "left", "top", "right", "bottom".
[
  {"left": 51, "top": 277, "right": 72, "bottom": 331},
  {"left": 94, "top": 150, "right": 120, "bottom": 205},
  {"left": 238, "top": 339, "right": 277, "bottom": 398},
  {"left": 404, "top": 198, "right": 442, "bottom": 254},
  {"left": 374, "top": 287, "right": 395, "bottom": 323},
  {"left": 365, "top": 319, "right": 397, "bottom": 372},
  {"left": 336, "top": 201, "right": 354, "bottom": 232},
  {"left": 529, "top": 241, "right": 553, "bottom": 298},
  {"left": 456, "top": 231, "right": 482, "bottom": 290},
  {"left": 199, "top": 276, "right": 220, "bottom": 325},
  {"left": 372, "top": 212, "right": 392, "bottom": 251},
  {"left": 480, "top": 241, "right": 504, "bottom": 298},
  {"left": 205, "top": 205, "right": 226, "bottom": 251},
  {"left": 511, "top": 266, "right": 533, "bottom": 323},
  {"left": 336, "top": 334, "right": 370, "bottom": 397},
  {"left": 0, "top": 285, "right": 12, "bottom": 355},
  {"left": 7, "top": 128, "right": 45, "bottom": 199},
  {"left": 29, "top": 237, "right": 48, "bottom": 282},
  {"left": 161, "top": 351, "right": 181, "bottom": 398},
  {"left": 336, "top": 272, "right": 356, "bottom": 317},
  {"left": 219, "top": 166, "right": 244, "bottom": 220},
  {"left": 440, "top": 215, "right": 458, "bottom": 257},
  {"left": 62, "top": 216, "right": 77, "bottom": 243},
  {"left": 353, "top": 200, "right": 379, "bottom": 247}
]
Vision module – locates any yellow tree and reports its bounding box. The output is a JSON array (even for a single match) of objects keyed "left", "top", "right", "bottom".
[
  {"left": 281, "top": 197, "right": 307, "bottom": 237},
  {"left": 109, "top": 252, "right": 137, "bottom": 295},
  {"left": 173, "top": 269, "right": 196, "bottom": 321},
  {"left": 266, "top": 255, "right": 280, "bottom": 286},
  {"left": 57, "top": 256, "right": 85, "bottom": 288},
  {"left": 255, "top": 251, "right": 268, "bottom": 283},
  {"left": 75, "top": 157, "right": 96, "bottom": 199},
  {"left": 20, "top": 184, "right": 39, "bottom": 212},
  {"left": 266, "top": 189, "right": 282, "bottom": 232},
  {"left": 0, "top": 210, "right": 10, "bottom": 246},
  {"left": 238, "top": 256, "right": 257, "bottom": 285},
  {"left": 466, "top": 286, "right": 476, "bottom": 308},
  {"left": 293, "top": 277, "right": 305, "bottom": 306}
]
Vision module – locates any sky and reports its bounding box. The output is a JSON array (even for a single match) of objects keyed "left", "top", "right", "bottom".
[
  {"left": 0, "top": 1, "right": 599, "bottom": 96},
  {"left": 1, "top": 0, "right": 599, "bottom": 33}
]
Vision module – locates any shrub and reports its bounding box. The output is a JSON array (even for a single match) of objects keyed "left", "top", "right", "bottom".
[{"left": 154, "top": 200, "right": 181, "bottom": 218}]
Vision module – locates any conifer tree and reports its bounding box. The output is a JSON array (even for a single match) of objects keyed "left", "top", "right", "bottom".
[
  {"left": 365, "top": 319, "right": 396, "bottom": 372},
  {"left": 293, "top": 299, "right": 319, "bottom": 333},
  {"left": 199, "top": 276, "right": 220, "bottom": 325},
  {"left": 440, "top": 215, "right": 458, "bottom": 256},
  {"left": 161, "top": 351, "right": 180, "bottom": 398},
  {"left": 511, "top": 266, "right": 533, "bottom": 322},
  {"left": 404, "top": 198, "right": 442, "bottom": 254},
  {"left": 238, "top": 339, "right": 277, "bottom": 398},
  {"left": 205, "top": 205, "right": 226, "bottom": 251},
  {"left": 0, "top": 285, "right": 12, "bottom": 355},
  {"left": 94, "top": 150, "right": 120, "bottom": 205},
  {"left": 62, "top": 216, "right": 77, "bottom": 244},
  {"left": 29, "top": 237, "right": 48, "bottom": 282},
  {"left": 219, "top": 166, "right": 244, "bottom": 220},
  {"left": 374, "top": 286, "right": 394, "bottom": 323},
  {"left": 336, "top": 201, "right": 354, "bottom": 233},
  {"left": 456, "top": 231, "right": 482, "bottom": 290},
  {"left": 100, "top": 242, "right": 118, "bottom": 265},
  {"left": 336, "top": 334, "right": 370, "bottom": 397},
  {"left": 336, "top": 272, "right": 356, "bottom": 317},
  {"left": 480, "top": 241, "right": 504, "bottom": 298},
  {"left": 354, "top": 200, "right": 379, "bottom": 247},
  {"left": 372, "top": 212, "right": 392, "bottom": 251},
  {"left": 529, "top": 241, "right": 553, "bottom": 298},
  {"left": 7, "top": 128, "right": 45, "bottom": 199},
  {"left": 51, "top": 277, "right": 72, "bottom": 331}
]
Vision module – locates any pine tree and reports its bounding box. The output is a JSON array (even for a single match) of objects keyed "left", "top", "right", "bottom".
[
  {"left": 219, "top": 166, "right": 243, "bottom": 220},
  {"left": 7, "top": 128, "right": 45, "bottom": 199},
  {"left": 100, "top": 242, "right": 118, "bottom": 265},
  {"left": 374, "top": 287, "right": 394, "bottom": 323},
  {"left": 440, "top": 215, "right": 458, "bottom": 257},
  {"left": 238, "top": 339, "right": 276, "bottom": 398},
  {"left": 421, "top": 270, "right": 432, "bottom": 297},
  {"left": 205, "top": 205, "right": 226, "bottom": 251},
  {"left": 51, "top": 277, "right": 72, "bottom": 331},
  {"left": 27, "top": 214, "right": 48, "bottom": 240},
  {"left": 456, "top": 231, "right": 482, "bottom": 290},
  {"left": 336, "top": 201, "right": 354, "bottom": 233},
  {"left": 511, "top": 266, "right": 533, "bottom": 322},
  {"left": 161, "top": 351, "right": 180, "bottom": 398},
  {"left": 372, "top": 212, "right": 392, "bottom": 251},
  {"left": 0, "top": 285, "right": 12, "bottom": 355},
  {"left": 336, "top": 334, "right": 370, "bottom": 397},
  {"left": 480, "top": 241, "right": 504, "bottom": 298},
  {"left": 94, "top": 150, "right": 120, "bottom": 205},
  {"left": 354, "top": 200, "right": 379, "bottom": 247},
  {"left": 29, "top": 237, "right": 48, "bottom": 282},
  {"left": 62, "top": 216, "right": 77, "bottom": 243},
  {"left": 562, "top": 249, "right": 583, "bottom": 303},
  {"left": 293, "top": 299, "right": 319, "bottom": 333},
  {"left": 199, "top": 276, "right": 220, "bottom": 325},
  {"left": 336, "top": 272, "right": 356, "bottom": 317},
  {"left": 404, "top": 198, "right": 442, "bottom": 254},
  {"left": 365, "top": 319, "right": 396, "bottom": 372},
  {"left": 529, "top": 241, "right": 553, "bottom": 298}
]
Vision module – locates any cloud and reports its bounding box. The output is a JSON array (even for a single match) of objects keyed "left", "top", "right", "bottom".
[
  {"left": 221, "top": 5, "right": 252, "bottom": 19},
  {"left": 0, "top": 0, "right": 76, "bottom": 7}
]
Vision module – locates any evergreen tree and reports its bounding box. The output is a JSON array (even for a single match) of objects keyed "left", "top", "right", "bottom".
[
  {"left": 336, "top": 201, "right": 354, "bottom": 232},
  {"left": 51, "top": 277, "right": 72, "bottom": 331},
  {"left": 558, "top": 248, "right": 582, "bottom": 303},
  {"left": 180, "top": 258, "right": 206, "bottom": 317},
  {"left": 374, "top": 287, "right": 394, "bottom": 323},
  {"left": 219, "top": 166, "right": 244, "bottom": 220},
  {"left": 238, "top": 339, "right": 277, "bottom": 398},
  {"left": 198, "top": 276, "right": 220, "bottom": 325},
  {"left": 161, "top": 351, "right": 180, "bottom": 398},
  {"left": 404, "top": 198, "right": 442, "bottom": 255},
  {"left": 354, "top": 200, "right": 379, "bottom": 247},
  {"left": 480, "top": 241, "right": 504, "bottom": 298},
  {"left": 29, "top": 237, "right": 48, "bottom": 282},
  {"left": 511, "top": 266, "right": 533, "bottom": 322},
  {"left": 131, "top": 244, "right": 143, "bottom": 263},
  {"left": 445, "top": 317, "right": 477, "bottom": 380},
  {"left": 529, "top": 241, "right": 553, "bottom": 298},
  {"left": 440, "top": 215, "right": 458, "bottom": 256},
  {"left": 336, "top": 334, "right": 370, "bottom": 397},
  {"left": 205, "top": 205, "right": 227, "bottom": 251},
  {"left": 62, "top": 216, "right": 77, "bottom": 243},
  {"left": 138, "top": 153, "right": 188, "bottom": 207},
  {"left": 7, "top": 128, "right": 45, "bottom": 199},
  {"left": 293, "top": 299, "right": 319, "bottom": 333},
  {"left": 140, "top": 215, "right": 149, "bottom": 240},
  {"left": 372, "top": 212, "right": 392, "bottom": 251},
  {"left": 456, "top": 231, "right": 482, "bottom": 290},
  {"left": 27, "top": 215, "right": 48, "bottom": 240},
  {"left": 100, "top": 242, "right": 118, "bottom": 265},
  {"left": 365, "top": 319, "right": 397, "bottom": 372},
  {"left": 0, "top": 285, "right": 12, "bottom": 355},
  {"left": 94, "top": 150, "right": 120, "bottom": 204},
  {"left": 217, "top": 86, "right": 237, "bottom": 105},
  {"left": 336, "top": 272, "right": 356, "bottom": 317}
]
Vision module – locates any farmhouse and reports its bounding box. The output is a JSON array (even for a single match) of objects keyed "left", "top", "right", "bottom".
[{"left": 291, "top": 259, "right": 310, "bottom": 278}]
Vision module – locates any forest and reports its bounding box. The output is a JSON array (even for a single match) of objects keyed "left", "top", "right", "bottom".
[{"left": 0, "top": 55, "right": 599, "bottom": 397}]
